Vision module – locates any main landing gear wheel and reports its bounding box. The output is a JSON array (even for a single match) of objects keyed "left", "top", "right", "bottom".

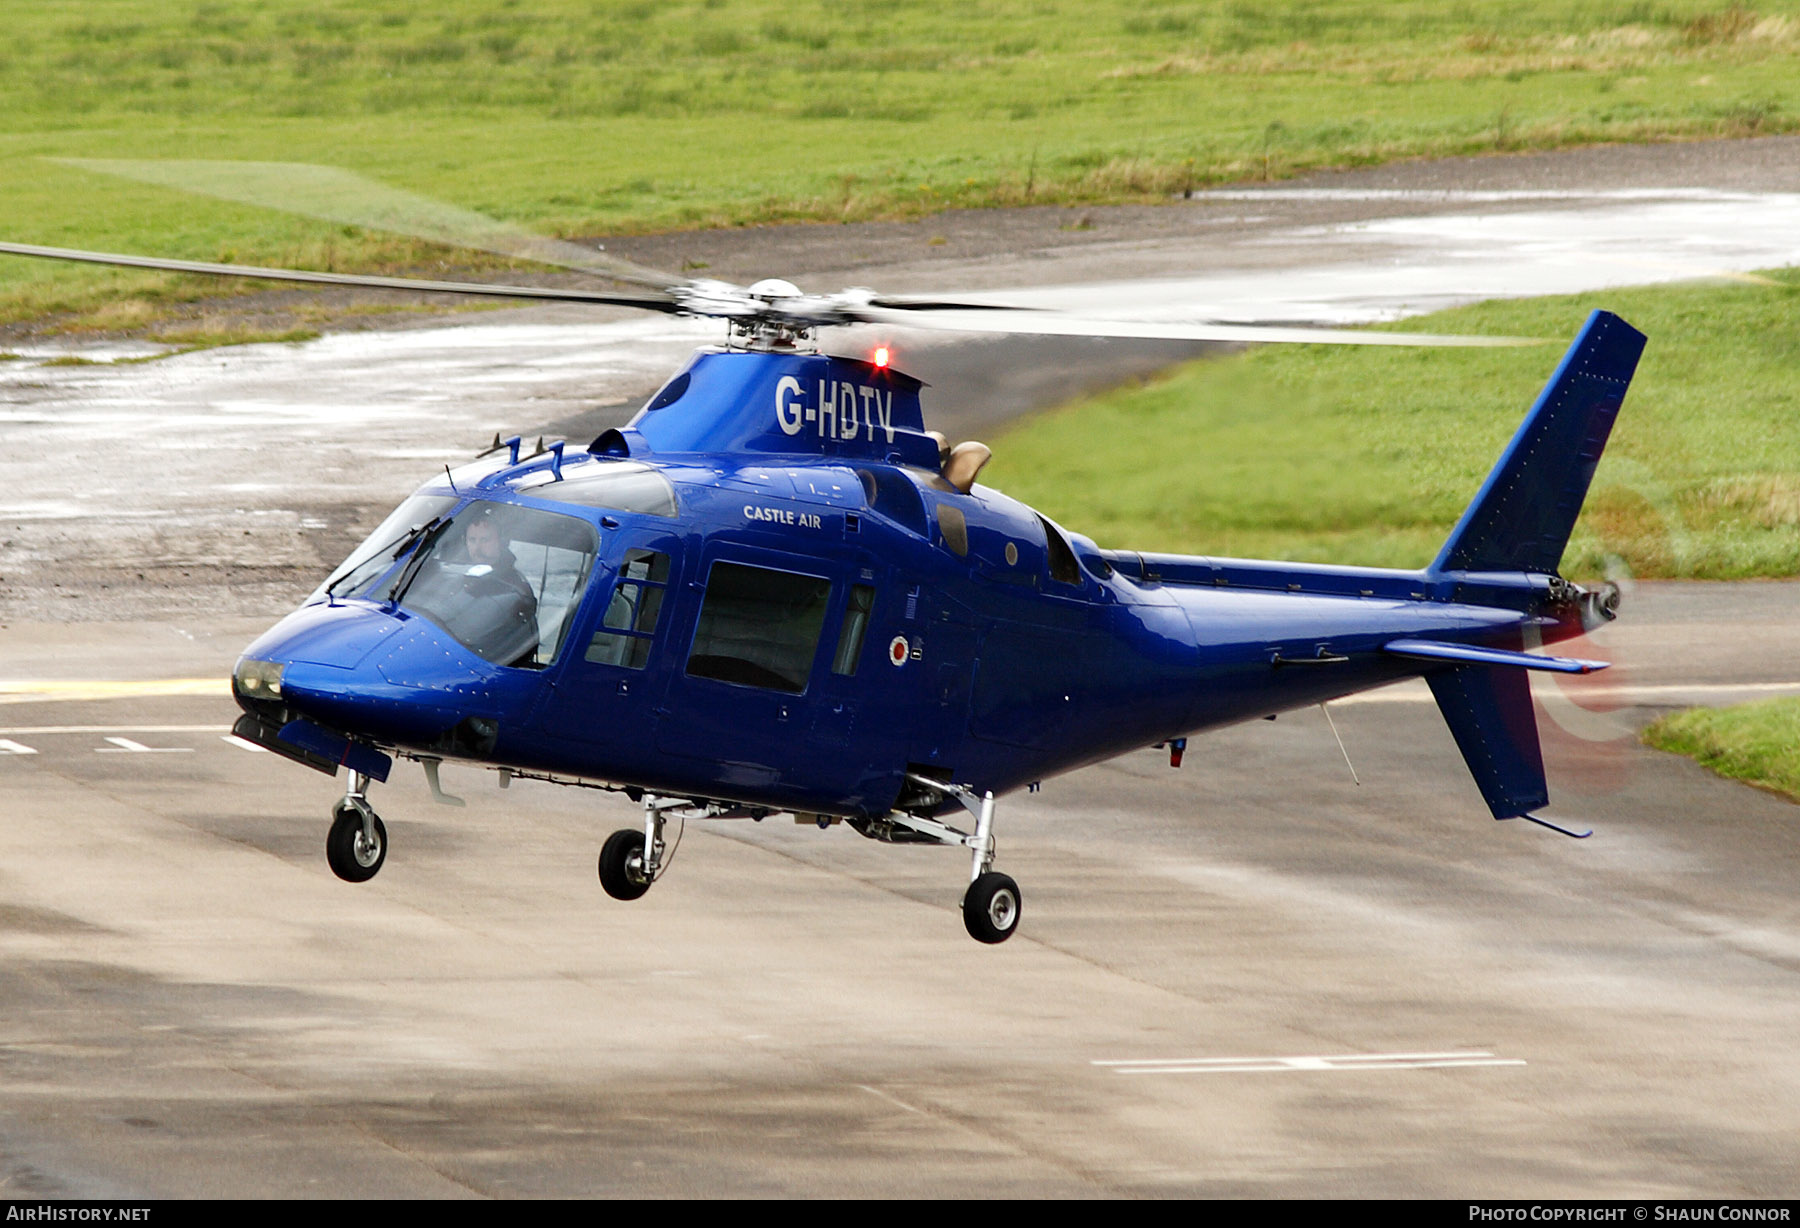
[
  {"left": 598, "top": 828, "right": 651, "bottom": 901},
  {"left": 962, "top": 871, "right": 1021, "bottom": 944},
  {"left": 326, "top": 804, "right": 387, "bottom": 883}
]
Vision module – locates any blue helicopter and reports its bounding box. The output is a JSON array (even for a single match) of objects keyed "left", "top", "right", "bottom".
[{"left": 1, "top": 180, "right": 1639, "bottom": 944}]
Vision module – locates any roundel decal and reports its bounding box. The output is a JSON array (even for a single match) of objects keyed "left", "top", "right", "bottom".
[{"left": 888, "top": 636, "right": 909, "bottom": 667}]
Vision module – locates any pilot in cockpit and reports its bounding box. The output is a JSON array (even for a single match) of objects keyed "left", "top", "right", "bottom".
[
  {"left": 459, "top": 510, "right": 540, "bottom": 671},
  {"left": 463, "top": 511, "right": 536, "bottom": 606}
]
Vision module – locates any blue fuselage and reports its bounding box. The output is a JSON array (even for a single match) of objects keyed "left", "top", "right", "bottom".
[{"left": 240, "top": 445, "right": 1574, "bottom": 819}]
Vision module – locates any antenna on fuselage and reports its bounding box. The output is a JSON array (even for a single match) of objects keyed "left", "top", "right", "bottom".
[
  {"left": 1319, "top": 702, "right": 1360, "bottom": 786},
  {"left": 477, "top": 433, "right": 525, "bottom": 465}
]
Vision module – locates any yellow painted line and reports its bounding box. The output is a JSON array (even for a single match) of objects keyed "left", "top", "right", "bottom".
[
  {"left": 0, "top": 678, "right": 228, "bottom": 704},
  {"left": 0, "top": 725, "right": 231, "bottom": 735}
]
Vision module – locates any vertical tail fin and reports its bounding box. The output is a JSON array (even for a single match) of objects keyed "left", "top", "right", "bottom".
[
  {"left": 1428, "top": 311, "right": 1645, "bottom": 824},
  {"left": 1426, "top": 666, "right": 1547, "bottom": 819},
  {"left": 1433, "top": 310, "right": 1646, "bottom": 575}
]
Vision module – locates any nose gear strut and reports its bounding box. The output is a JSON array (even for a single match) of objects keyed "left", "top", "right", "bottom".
[{"left": 326, "top": 770, "right": 387, "bottom": 882}]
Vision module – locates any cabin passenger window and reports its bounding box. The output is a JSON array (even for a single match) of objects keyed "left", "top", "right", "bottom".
[
  {"left": 686, "top": 562, "right": 831, "bottom": 693},
  {"left": 586, "top": 549, "right": 670, "bottom": 669},
  {"left": 831, "top": 585, "right": 876, "bottom": 676}
]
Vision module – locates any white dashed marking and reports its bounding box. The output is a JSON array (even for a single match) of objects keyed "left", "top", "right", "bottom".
[
  {"left": 857, "top": 1085, "right": 927, "bottom": 1115},
  {"left": 95, "top": 737, "right": 193, "bottom": 754},
  {"left": 1094, "top": 1050, "right": 1524, "bottom": 1075}
]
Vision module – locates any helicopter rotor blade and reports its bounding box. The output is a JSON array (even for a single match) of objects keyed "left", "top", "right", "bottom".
[
  {"left": 0, "top": 235, "right": 1537, "bottom": 342},
  {"left": 2, "top": 156, "right": 1544, "bottom": 349},
  {"left": 55, "top": 158, "right": 687, "bottom": 292},
  {"left": 861, "top": 293, "right": 1018, "bottom": 313},
  {"left": 0, "top": 240, "right": 684, "bottom": 312},
  {"left": 840, "top": 302, "right": 1541, "bottom": 347}
]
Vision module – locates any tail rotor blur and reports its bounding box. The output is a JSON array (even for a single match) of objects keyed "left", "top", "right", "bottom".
[{"left": 1537, "top": 462, "right": 1692, "bottom": 801}]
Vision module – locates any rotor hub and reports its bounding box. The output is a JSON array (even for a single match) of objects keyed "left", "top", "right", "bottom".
[{"left": 726, "top": 317, "right": 818, "bottom": 353}]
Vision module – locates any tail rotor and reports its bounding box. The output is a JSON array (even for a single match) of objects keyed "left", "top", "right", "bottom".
[{"left": 1536, "top": 462, "right": 1692, "bottom": 800}]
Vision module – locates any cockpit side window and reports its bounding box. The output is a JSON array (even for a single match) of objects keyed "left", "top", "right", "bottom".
[{"left": 586, "top": 549, "right": 671, "bottom": 670}]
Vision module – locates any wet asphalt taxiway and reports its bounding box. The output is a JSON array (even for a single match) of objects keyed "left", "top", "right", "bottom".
[
  {"left": 2, "top": 584, "right": 1799, "bottom": 1197},
  {"left": 1, "top": 137, "right": 1799, "bottom": 1197}
]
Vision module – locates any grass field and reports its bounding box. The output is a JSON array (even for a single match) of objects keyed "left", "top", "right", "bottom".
[
  {"left": 1642, "top": 698, "right": 1800, "bottom": 801},
  {"left": 983, "top": 271, "right": 1800, "bottom": 579},
  {"left": 3, "top": 1, "right": 1800, "bottom": 326}
]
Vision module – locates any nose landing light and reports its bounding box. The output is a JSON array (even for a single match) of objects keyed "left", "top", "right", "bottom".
[
  {"left": 233, "top": 657, "right": 285, "bottom": 699},
  {"left": 232, "top": 650, "right": 397, "bottom": 783}
]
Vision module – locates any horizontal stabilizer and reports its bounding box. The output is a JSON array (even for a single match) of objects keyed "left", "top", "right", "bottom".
[{"left": 1386, "top": 639, "right": 1608, "bottom": 674}]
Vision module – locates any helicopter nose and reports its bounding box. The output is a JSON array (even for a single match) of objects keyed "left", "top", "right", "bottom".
[
  {"left": 235, "top": 603, "right": 500, "bottom": 752},
  {"left": 275, "top": 658, "right": 471, "bottom": 750}
]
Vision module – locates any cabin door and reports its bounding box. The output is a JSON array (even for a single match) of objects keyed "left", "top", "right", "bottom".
[
  {"left": 653, "top": 544, "right": 841, "bottom": 796},
  {"left": 531, "top": 525, "right": 684, "bottom": 756}
]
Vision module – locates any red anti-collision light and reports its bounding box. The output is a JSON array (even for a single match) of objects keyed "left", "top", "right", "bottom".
[{"left": 872, "top": 346, "right": 891, "bottom": 368}]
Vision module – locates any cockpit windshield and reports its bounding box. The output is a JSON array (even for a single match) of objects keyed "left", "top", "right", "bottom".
[
  {"left": 376, "top": 501, "right": 598, "bottom": 669},
  {"left": 311, "top": 493, "right": 461, "bottom": 605}
]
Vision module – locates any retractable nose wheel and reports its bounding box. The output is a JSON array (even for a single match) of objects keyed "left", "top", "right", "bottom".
[
  {"left": 598, "top": 828, "right": 652, "bottom": 901},
  {"left": 962, "top": 871, "right": 1021, "bottom": 944},
  {"left": 327, "top": 803, "right": 387, "bottom": 883}
]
